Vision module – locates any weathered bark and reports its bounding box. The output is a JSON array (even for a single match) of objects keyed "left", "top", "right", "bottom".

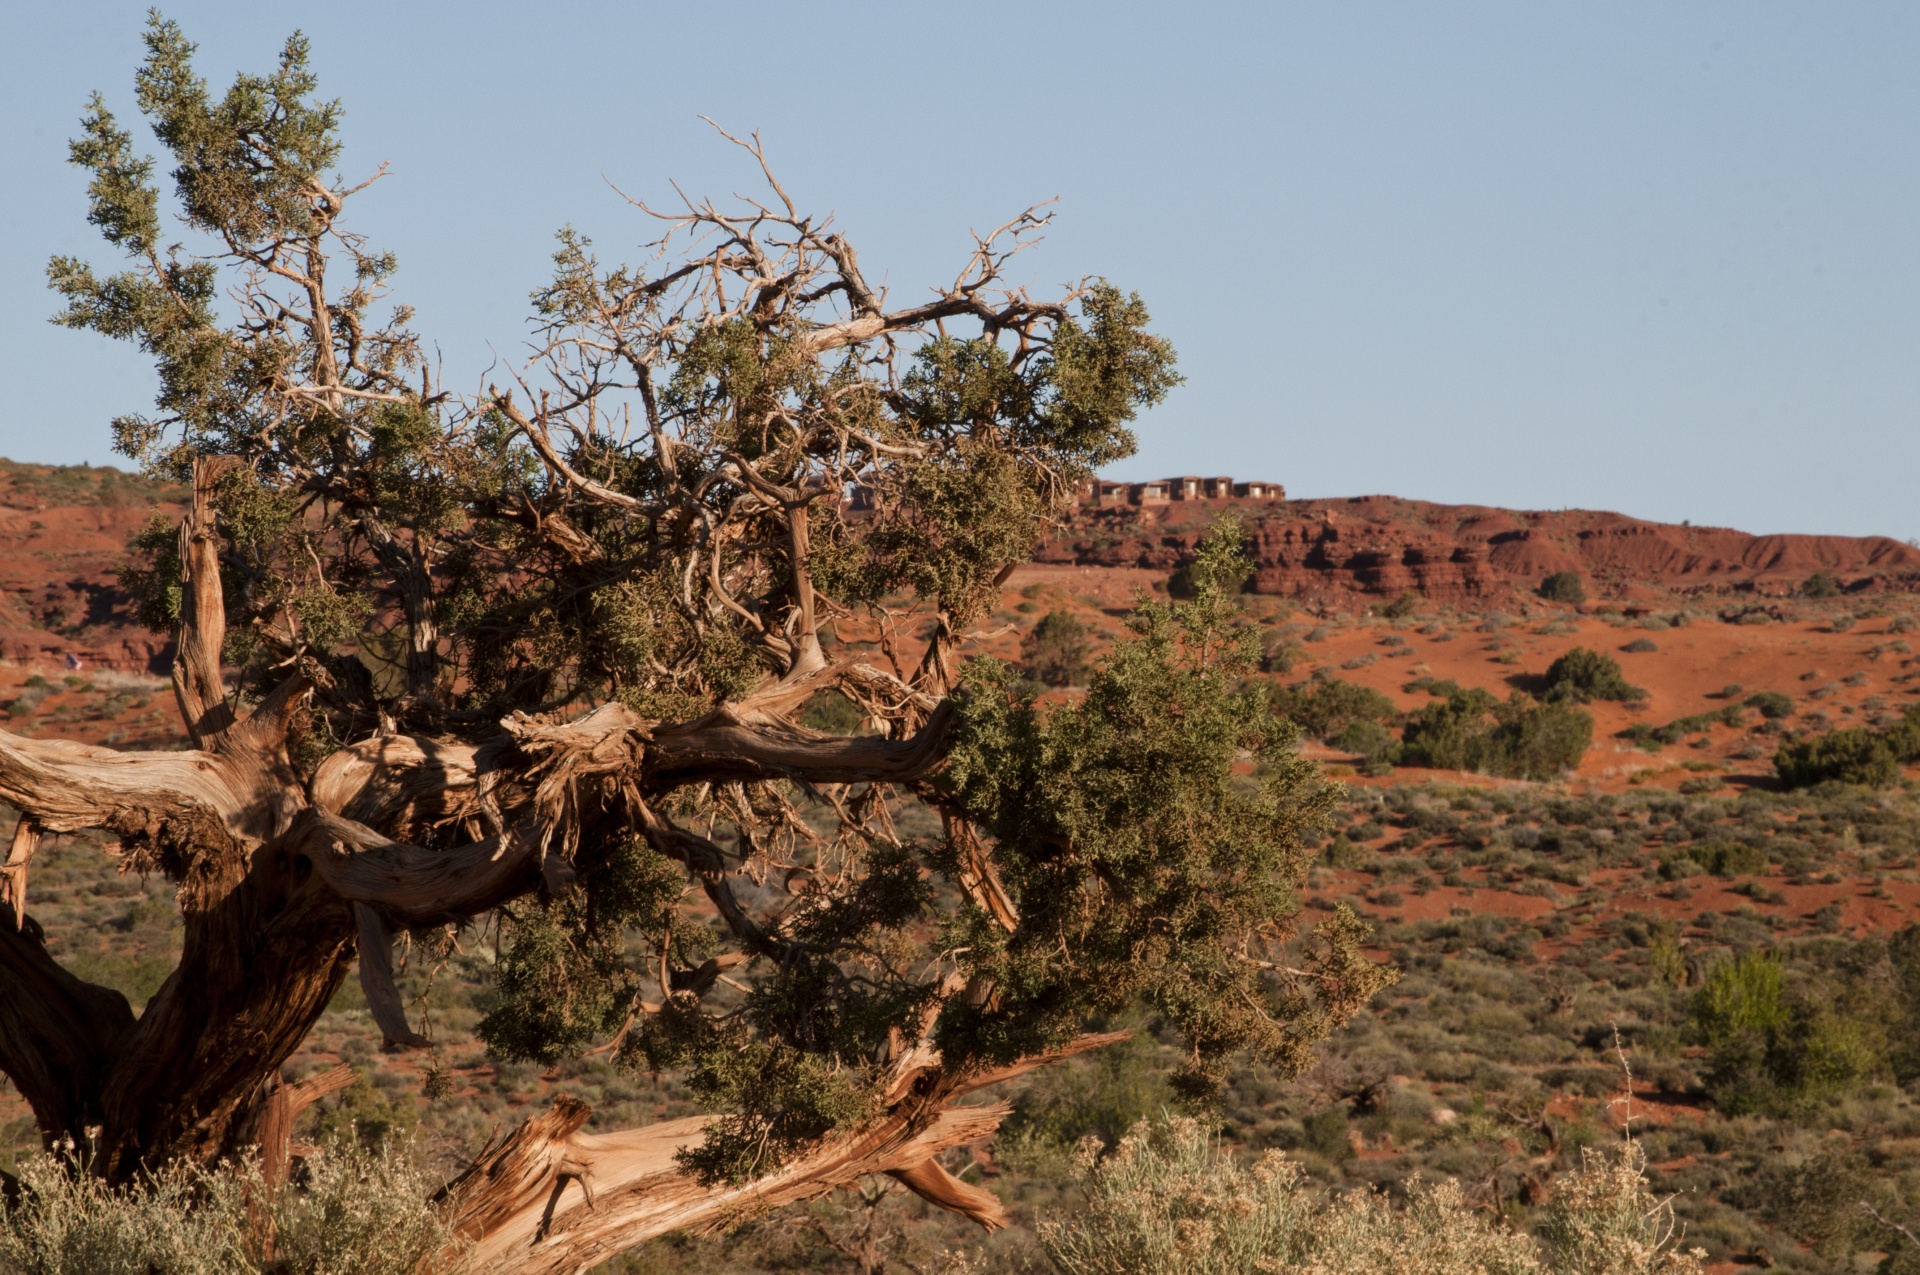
[
  {"left": 0, "top": 815, "right": 38, "bottom": 930},
  {"left": 173, "top": 456, "right": 242, "bottom": 749},
  {"left": 443, "top": 1097, "right": 1007, "bottom": 1275},
  {"left": 436, "top": 1032, "right": 1128, "bottom": 1274},
  {"left": 255, "top": 1063, "right": 357, "bottom": 1189}
]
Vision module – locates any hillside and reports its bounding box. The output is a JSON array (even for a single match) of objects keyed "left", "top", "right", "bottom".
[
  {"left": 1039, "top": 493, "right": 1920, "bottom": 605},
  {"left": 0, "top": 459, "right": 183, "bottom": 674}
]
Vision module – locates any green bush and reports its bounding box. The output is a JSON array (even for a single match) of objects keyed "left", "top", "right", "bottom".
[
  {"left": 1802, "top": 571, "right": 1841, "bottom": 599},
  {"left": 1400, "top": 687, "right": 1592, "bottom": 780},
  {"left": 1619, "top": 705, "right": 1744, "bottom": 751},
  {"left": 1272, "top": 676, "right": 1398, "bottom": 742},
  {"left": 1543, "top": 648, "right": 1644, "bottom": 704},
  {"left": 1696, "top": 842, "right": 1768, "bottom": 877},
  {"left": 1743, "top": 691, "right": 1794, "bottom": 720},
  {"left": 1333, "top": 719, "right": 1399, "bottom": 769},
  {"left": 1539, "top": 571, "right": 1587, "bottom": 605},
  {"left": 1775, "top": 728, "right": 1900, "bottom": 789},
  {"left": 1023, "top": 609, "right": 1092, "bottom": 687},
  {"left": 1692, "top": 950, "right": 1883, "bottom": 1116},
  {"left": 1382, "top": 592, "right": 1420, "bottom": 619},
  {"left": 800, "top": 688, "right": 864, "bottom": 734}
]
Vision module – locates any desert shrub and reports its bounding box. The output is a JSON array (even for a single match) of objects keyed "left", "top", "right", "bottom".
[
  {"left": 1883, "top": 704, "right": 1920, "bottom": 763},
  {"left": 0, "top": 1139, "right": 458, "bottom": 1275},
  {"left": 1692, "top": 949, "right": 1882, "bottom": 1116},
  {"left": 1775, "top": 728, "right": 1899, "bottom": 789},
  {"left": 1536, "top": 1144, "right": 1712, "bottom": 1275},
  {"left": 1696, "top": 842, "right": 1768, "bottom": 877},
  {"left": 1272, "top": 676, "right": 1398, "bottom": 742},
  {"left": 1400, "top": 687, "right": 1592, "bottom": 781},
  {"left": 1039, "top": 1116, "right": 1703, "bottom": 1275},
  {"left": 1544, "top": 648, "right": 1644, "bottom": 704},
  {"left": 1022, "top": 609, "right": 1093, "bottom": 687},
  {"left": 1539, "top": 572, "right": 1587, "bottom": 605},
  {"left": 1620, "top": 706, "right": 1744, "bottom": 752},
  {"left": 1802, "top": 571, "right": 1841, "bottom": 599},
  {"left": 1334, "top": 719, "right": 1399, "bottom": 770},
  {"left": 1382, "top": 592, "right": 1420, "bottom": 619},
  {"left": 1620, "top": 638, "right": 1658, "bottom": 654},
  {"left": 1742, "top": 691, "right": 1793, "bottom": 720},
  {"left": 1729, "top": 1148, "right": 1920, "bottom": 1271},
  {"left": 1261, "top": 637, "right": 1304, "bottom": 675}
]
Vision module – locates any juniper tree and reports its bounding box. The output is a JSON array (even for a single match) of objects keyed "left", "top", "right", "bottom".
[{"left": 0, "top": 16, "right": 1391, "bottom": 1271}]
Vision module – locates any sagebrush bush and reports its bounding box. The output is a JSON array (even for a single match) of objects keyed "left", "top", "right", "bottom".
[
  {"left": 1036, "top": 1116, "right": 1704, "bottom": 1275},
  {"left": 0, "top": 1139, "right": 460, "bottom": 1275}
]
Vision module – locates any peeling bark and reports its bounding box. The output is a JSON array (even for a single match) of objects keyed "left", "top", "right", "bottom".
[
  {"left": 434, "top": 1032, "right": 1128, "bottom": 1273},
  {"left": 0, "top": 815, "right": 38, "bottom": 930}
]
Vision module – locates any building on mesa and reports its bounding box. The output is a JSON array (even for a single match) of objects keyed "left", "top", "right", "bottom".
[{"left": 1075, "top": 475, "right": 1285, "bottom": 506}]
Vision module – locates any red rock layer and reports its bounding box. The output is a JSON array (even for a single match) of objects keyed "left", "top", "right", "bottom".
[{"left": 1035, "top": 494, "right": 1920, "bottom": 605}]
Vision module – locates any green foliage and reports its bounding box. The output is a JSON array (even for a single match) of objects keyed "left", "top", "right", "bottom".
[
  {"left": 1775, "top": 702, "right": 1920, "bottom": 788},
  {"left": 0, "top": 1139, "right": 460, "bottom": 1275},
  {"left": 799, "top": 688, "right": 863, "bottom": 734},
  {"left": 480, "top": 838, "right": 689, "bottom": 1066},
  {"left": 1692, "top": 948, "right": 1888, "bottom": 1116},
  {"left": 1802, "top": 571, "right": 1841, "bottom": 598},
  {"left": 1742, "top": 691, "right": 1794, "bottom": 720},
  {"left": 1619, "top": 705, "right": 1743, "bottom": 752},
  {"left": 946, "top": 520, "right": 1394, "bottom": 1101},
  {"left": 1333, "top": 719, "right": 1399, "bottom": 771},
  {"left": 1023, "top": 609, "right": 1092, "bottom": 687},
  {"left": 1775, "top": 727, "right": 1901, "bottom": 789},
  {"left": 1381, "top": 592, "right": 1420, "bottom": 619},
  {"left": 1272, "top": 676, "right": 1398, "bottom": 743},
  {"left": 1542, "top": 648, "right": 1644, "bottom": 704},
  {"left": 1399, "top": 686, "right": 1592, "bottom": 780},
  {"left": 1538, "top": 572, "right": 1587, "bottom": 605},
  {"left": 1695, "top": 842, "right": 1767, "bottom": 877},
  {"left": 1002, "top": 1031, "right": 1174, "bottom": 1152}
]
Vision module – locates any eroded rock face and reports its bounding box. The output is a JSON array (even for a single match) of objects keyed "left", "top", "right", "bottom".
[{"left": 1036, "top": 495, "right": 1920, "bottom": 605}]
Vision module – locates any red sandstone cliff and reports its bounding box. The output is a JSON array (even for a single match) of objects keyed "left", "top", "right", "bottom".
[{"left": 1035, "top": 494, "right": 1920, "bottom": 605}]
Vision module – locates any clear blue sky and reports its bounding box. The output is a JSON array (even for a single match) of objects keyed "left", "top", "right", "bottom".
[{"left": 4, "top": 2, "right": 1916, "bottom": 538}]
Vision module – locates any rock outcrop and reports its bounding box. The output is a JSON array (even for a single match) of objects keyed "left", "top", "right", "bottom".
[{"left": 1037, "top": 494, "right": 1920, "bottom": 605}]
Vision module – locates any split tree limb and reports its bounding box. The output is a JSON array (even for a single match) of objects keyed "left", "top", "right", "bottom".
[
  {"left": 354, "top": 904, "right": 430, "bottom": 1050},
  {"left": 0, "top": 815, "right": 39, "bottom": 930},
  {"left": 174, "top": 456, "right": 242, "bottom": 749},
  {"left": 255, "top": 1063, "right": 357, "bottom": 1188}
]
